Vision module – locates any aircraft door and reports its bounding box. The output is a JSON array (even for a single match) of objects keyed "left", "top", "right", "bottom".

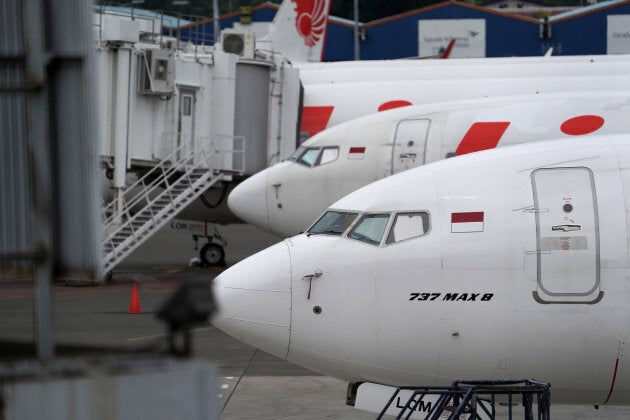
[
  {"left": 391, "top": 119, "right": 430, "bottom": 175},
  {"left": 178, "top": 88, "right": 196, "bottom": 162},
  {"left": 531, "top": 167, "right": 602, "bottom": 304}
]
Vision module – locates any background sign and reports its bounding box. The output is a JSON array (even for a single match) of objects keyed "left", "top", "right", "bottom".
[
  {"left": 607, "top": 15, "right": 630, "bottom": 54},
  {"left": 419, "top": 19, "right": 486, "bottom": 58}
]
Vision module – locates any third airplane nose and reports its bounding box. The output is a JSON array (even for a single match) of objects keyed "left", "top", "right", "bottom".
[
  {"left": 212, "top": 240, "right": 292, "bottom": 360},
  {"left": 227, "top": 168, "right": 270, "bottom": 232}
]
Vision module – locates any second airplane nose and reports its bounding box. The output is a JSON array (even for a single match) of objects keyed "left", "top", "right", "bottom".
[
  {"left": 227, "top": 168, "right": 270, "bottom": 232},
  {"left": 212, "top": 240, "right": 292, "bottom": 360}
]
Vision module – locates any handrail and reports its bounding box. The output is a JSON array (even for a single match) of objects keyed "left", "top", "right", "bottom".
[
  {"left": 102, "top": 134, "right": 210, "bottom": 227},
  {"left": 103, "top": 139, "right": 210, "bottom": 235},
  {"left": 377, "top": 379, "right": 551, "bottom": 420},
  {"left": 103, "top": 135, "right": 245, "bottom": 230},
  {"left": 101, "top": 132, "right": 245, "bottom": 271}
]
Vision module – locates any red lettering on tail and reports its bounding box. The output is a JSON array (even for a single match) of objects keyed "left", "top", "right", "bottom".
[{"left": 292, "top": 0, "right": 329, "bottom": 47}]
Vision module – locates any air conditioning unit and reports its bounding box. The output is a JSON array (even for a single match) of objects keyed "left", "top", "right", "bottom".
[
  {"left": 221, "top": 29, "right": 255, "bottom": 59},
  {"left": 138, "top": 49, "right": 175, "bottom": 95}
]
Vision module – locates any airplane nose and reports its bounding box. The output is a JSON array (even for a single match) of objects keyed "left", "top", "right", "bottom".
[
  {"left": 227, "top": 168, "right": 270, "bottom": 232},
  {"left": 212, "top": 240, "right": 292, "bottom": 359}
]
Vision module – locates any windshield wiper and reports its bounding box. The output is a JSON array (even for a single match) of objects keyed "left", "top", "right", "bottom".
[{"left": 307, "top": 230, "right": 342, "bottom": 237}]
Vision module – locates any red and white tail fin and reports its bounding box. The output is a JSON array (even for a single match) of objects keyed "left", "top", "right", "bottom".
[
  {"left": 440, "top": 38, "right": 456, "bottom": 59},
  {"left": 260, "top": 0, "right": 331, "bottom": 62}
]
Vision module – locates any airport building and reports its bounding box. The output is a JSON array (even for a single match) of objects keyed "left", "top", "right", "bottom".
[{"left": 174, "top": 0, "right": 630, "bottom": 59}]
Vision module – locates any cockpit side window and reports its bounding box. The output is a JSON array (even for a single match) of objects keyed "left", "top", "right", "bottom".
[
  {"left": 318, "top": 147, "right": 339, "bottom": 166},
  {"left": 308, "top": 211, "right": 358, "bottom": 236},
  {"left": 297, "top": 148, "right": 321, "bottom": 167},
  {"left": 385, "top": 212, "right": 430, "bottom": 244},
  {"left": 348, "top": 213, "right": 390, "bottom": 245}
]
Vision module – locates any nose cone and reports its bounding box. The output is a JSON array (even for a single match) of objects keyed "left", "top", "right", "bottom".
[
  {"left": 212, "top": 240, "right": 292, "bottom": 359},
  {"left": 228, "top": 168, "right": 270, "bottom": 232}
]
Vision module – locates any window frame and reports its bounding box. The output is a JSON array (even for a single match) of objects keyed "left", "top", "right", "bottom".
[
  {"left": 296, "top": 147, "right": 321, "bottom": 167},
  {"left": 383, "top": 210, "right": 432, "bottom": 246},
  {"left": 316, "top": 146, "right": 339, "bottom": 166},
  {"left": 289, "top": 146, "right": 307, "bottom": 162},
  {"left": 307, "top": 210, "right": 359, "bottom": 236},
  {"left": 346, "top": 212, "right": 392, "bottom": 246}
]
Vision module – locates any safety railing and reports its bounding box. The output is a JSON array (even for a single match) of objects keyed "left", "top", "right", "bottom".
[
  {"left": 101, "top": 134, "right": 244, "bottom": 272},
  {"left": 378, "top": 379, "right": 550, "bottom": 420}
]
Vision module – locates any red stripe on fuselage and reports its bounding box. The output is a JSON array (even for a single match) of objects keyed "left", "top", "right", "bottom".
[
  {"left": 300, "top": 106, "right": 334, "bottom": 137},
  {"left": 456, "top": 122, "right": 511, "bottom": 156}
]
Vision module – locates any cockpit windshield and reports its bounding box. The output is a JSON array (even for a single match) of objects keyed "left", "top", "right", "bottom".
[
  {"left": 290, "top": 146, "right": 339, "bottom": 167},
  {"left": 308, "top": 211, "right": 358, "bottom": 236},
  {"left": 289, "top": 146, "right": 306, "bottom": 161},
  {"left": 348, "top": 213, "right": 390, "bottom": 245},
  {"left": 298, "top": 148, "right": 320, "bottom": 166}
]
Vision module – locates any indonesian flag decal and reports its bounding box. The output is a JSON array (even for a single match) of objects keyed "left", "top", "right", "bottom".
[
  {"left": 451, "top": 211, "right": 484, "bottom": 233},
  {"left": 348, "top": 147, "right": 366, "bottom": 160},
  {"left": 291, "top": 0, "right": 329, "bottom": 47}
]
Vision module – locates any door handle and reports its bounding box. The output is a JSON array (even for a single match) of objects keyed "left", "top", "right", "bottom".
[
  {"left": 399, "top": 153, "right": 417, "bottom": 159},
  {"left": 551, "top": 224, "right": 581, "bottom": 232},
  {"left": 272, "top": 183, "right": 282, "bottom": 199},
  {"left": 302, "top": 269, "right": 322, "bottom": 300}
]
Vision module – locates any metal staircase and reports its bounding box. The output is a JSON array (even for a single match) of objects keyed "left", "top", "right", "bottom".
[
  {"left": 102, "top": 136, "right": 244, "bottom": 274},
  {"left": 378, "top": 379, "right": 550, "bottom": 420}
]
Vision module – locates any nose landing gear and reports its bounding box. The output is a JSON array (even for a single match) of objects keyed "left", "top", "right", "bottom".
[
  {"left": 193, "top": 225, "right": 227, "bottom": 267},
  {"left": 200, "top": 241, "right": 225, "bottom": 267}
]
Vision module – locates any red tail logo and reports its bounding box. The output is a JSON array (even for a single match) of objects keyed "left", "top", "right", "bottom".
[{"left": 292, "top": 0, "right": 328, "bottom": 47}]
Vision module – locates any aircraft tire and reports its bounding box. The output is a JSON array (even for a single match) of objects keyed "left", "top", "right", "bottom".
[{"left": 200, "top": 243, "right": 225, "bottom": 267}]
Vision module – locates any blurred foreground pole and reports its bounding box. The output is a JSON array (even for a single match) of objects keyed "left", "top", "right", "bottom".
[
  {"left": 354, "top": 0, "right": 360, "bottom": 60},
  {"left": 1, "top": 0, "right": 101, "bottom": 359}
]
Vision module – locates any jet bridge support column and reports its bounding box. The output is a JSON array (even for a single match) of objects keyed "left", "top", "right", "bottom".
[{"left": 112, "top": 44, "right": 132, "bottom": 224}]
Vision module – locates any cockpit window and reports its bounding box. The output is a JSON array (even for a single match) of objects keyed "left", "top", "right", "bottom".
[
  {"left": 291, "top": 146, "right": 339, "bottom": 167},
  {"left": 289, "top": 146, "right": 306, "bottom": 161},
  {"left": 348, "top": 213, "right": 390, "bottom": 245},
  {"left": 319, "top": 147, "right": 339, "bottom": 165},
  {"left": 297, "top": 148, "right": 320, "bottom": 166},
  {"left": 308, "top": 211, "right": 358, "bottom": 236},
  {"left": 385, "top": 212, "right": 430, "bottom": 244}
]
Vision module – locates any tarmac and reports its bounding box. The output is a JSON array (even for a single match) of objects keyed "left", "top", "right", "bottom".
[{"left": 1, "top": 224, "right": 630, "bottom": 419}]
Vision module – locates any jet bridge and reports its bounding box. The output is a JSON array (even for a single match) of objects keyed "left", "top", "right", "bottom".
[{"left": 94, "top": 9, "right": 302, "bottom": 273}]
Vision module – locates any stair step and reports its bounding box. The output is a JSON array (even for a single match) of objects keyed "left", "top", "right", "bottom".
[{"left": 101, "top": 166, "right": 227, "bottom": 273}]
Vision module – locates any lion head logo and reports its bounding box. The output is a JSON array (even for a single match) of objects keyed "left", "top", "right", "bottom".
[{"left": 291, "top": 0, "right": 328, "bottom": 47}]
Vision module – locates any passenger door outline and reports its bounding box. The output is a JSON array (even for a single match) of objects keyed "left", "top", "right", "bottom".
[
  {"left": 531, "top": 167, "right": 602, "bottom": 304},
  {"left": 391, "top": 119, "right": 430, "bottom": 175}
]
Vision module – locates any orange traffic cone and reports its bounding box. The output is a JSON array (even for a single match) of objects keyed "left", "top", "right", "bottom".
[{"left": 128, "top": 283, "right": 142, "bottom": 314}]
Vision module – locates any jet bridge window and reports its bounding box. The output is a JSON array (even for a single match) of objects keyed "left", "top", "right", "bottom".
[
  {"left": 386, "top": 212, "right": 430, "bottom": 244},
  {"left": 291, "top": 146, "right": 339, "bottom": 167},
  {"left": 308, "top": 211, "right": 358, "bottom": 236},
  {"left": 348, "top": 213, "right": 390, "bottom": 245}
]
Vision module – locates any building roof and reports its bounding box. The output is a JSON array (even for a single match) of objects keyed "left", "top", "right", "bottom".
[
  {"left": 94, "top": 5, "right": 190, "bottom": 27},
  {"left": 549, "top": 0, "right": 630, "bottom": 22},
  {"left": 364, "top": 0, "right": 540, "bottom": 28}
]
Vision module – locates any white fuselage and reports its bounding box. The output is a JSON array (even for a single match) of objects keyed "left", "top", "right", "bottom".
[
  {"left": 228, "top": 91, "right": 630, "bottom": 237},
  {"left": 213, "top": 134, "right": 630, "bottom": 405}
]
